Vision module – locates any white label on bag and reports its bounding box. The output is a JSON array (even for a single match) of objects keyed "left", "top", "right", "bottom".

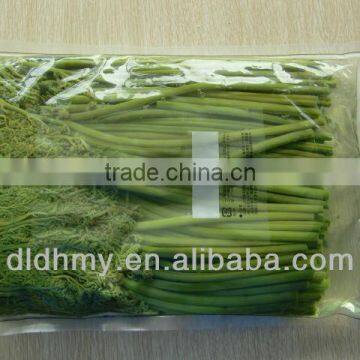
[{"left": 191, "top": 131, "right": 220, "bottom": 219}]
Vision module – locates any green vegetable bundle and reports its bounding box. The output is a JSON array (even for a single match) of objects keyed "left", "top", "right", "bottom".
[{"left": 0, "top": 55, "right": 346, "bottom": 316}]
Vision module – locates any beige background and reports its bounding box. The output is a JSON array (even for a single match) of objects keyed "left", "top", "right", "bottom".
[{"left": 0, "top": 0, "right": 359, "bottom": 359}]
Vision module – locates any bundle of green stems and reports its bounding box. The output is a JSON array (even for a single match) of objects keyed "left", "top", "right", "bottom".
[{"left": 0, "top": 55, "right": 337, "bottom": 316}]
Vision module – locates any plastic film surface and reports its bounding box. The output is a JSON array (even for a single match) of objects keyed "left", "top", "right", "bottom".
[{"left": 0, "top": 54, "right": 359, "bottom": 333}]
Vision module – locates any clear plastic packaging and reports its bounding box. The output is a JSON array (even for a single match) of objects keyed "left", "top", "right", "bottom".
[{"left": 0, "top": 53, "right": 359, "bottom": 335}]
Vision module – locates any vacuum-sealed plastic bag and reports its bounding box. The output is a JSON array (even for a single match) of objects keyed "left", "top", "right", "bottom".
[{"left": 0, "top": 54, "right": 359, "bottom": 334}]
